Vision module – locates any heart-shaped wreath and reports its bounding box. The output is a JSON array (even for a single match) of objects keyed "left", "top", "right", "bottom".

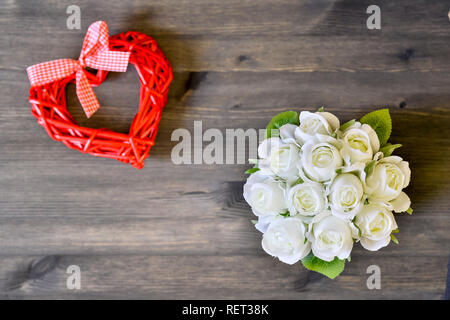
[{"left": 27, "top": 21, "right": 173, "bottom": 169}]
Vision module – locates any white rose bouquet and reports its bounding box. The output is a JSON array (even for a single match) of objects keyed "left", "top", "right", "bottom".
[{"left": 243, "top": 108, "right": 412, "bottom": 279}]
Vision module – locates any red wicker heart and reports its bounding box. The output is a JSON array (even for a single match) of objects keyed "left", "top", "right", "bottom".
[{"left": 28, "top": 31, "right": 172, "bottom": 169}]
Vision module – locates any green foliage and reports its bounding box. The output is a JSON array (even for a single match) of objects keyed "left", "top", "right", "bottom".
[
  {"left": 364, "top": 160, "right": 377, "bottom": 176},
  {"left": 280, "top": 212, "right": 290, "bottom": 218},
  {"left": 380, "top": 143, "right": 402, "bottom": 157},
  {"left": 266, "top": 111, "right": 299, "bottom": 138},
  {"left": 406, "top": 207, "right": 413, "bottom": 215},
  {"left": 291, "top": 177, "right": 304, "bottom": 187},
  {"left": 245, "top": 167, "right": 260, "bottom": 175},
  {"left": 360, "top": 109, "right": 392, "bottom": 146},
  {"left": 339, "top": 119, "right": 356, "bottom": 132},
  {"left": 301, "top": 253, "right": 346, "bottom": 279},
  {"left": 390, "top": 229, "right": 399, "bottom": 244},
  {"left": 390, "top": 233, "right": 399, "bottom": 244}
]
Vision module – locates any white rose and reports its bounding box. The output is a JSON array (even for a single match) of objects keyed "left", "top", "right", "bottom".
[
  {"left": 341, "top": 123, "right": 380, "bottom": 164},
  {"left": 243, "top": 172, "right": 287, "bottom": 217},
  {"left": 389, "top": 191, "right": 411, "bottom": 213},
  {"left": 310, "top": 213, "right": 353, "bottom": 261},
  {"left": 329, "top": 173, "right": 364, "bottom": 220},
  {"left": 295, "top": 111, "right": 340, "bottom": 143},
  {"left": 365, "top": 156, "right": 411, "bottom": 212},
  {"left": 286, "top": 182, "right": 327, "bottom": 216},
  {"left": 279, "top": 123, "right": 298, "bottom": 145},
  {"left": 355, "top": 203, "right": 398, "bottom": 251},
  {"left": 262, "top": 217, "right": 311, "bottom": 264},
  {"left": 254, "top": 215, "right": 277, "bottom": 233},
  {"left": 258, "top": 138, "right": 300, "bottom": 179},
  {"left": 300, "top": 141, "right": 343, "bottom": 182}
]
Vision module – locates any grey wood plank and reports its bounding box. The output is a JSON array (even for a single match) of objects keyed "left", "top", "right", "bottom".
[
  {"left": 1, "top": 1, "right": 449, "bottom": 73},
  {"left": 2, "top": 70, "right": 450, "bottom": 136},
  {"left": 1, "top": 0, "right": 448, "bottom": 37},
  {"left": 0, "top": 254, "right": 446, "bottom": 299},
  {"left": 2, "top": 34, "right": 449, "bottom": 73},
  {"left": 0, "top": 214, "right": 448, "bottom": 256}
]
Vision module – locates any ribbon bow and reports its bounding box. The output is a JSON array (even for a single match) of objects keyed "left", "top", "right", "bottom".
[{"left": 27, "top": 21, "right": 131, "bottom": 118}]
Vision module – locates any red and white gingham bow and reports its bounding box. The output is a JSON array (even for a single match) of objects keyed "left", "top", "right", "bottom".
[{"left": 26, "top": 21, "right": 131, "bottom": 118}]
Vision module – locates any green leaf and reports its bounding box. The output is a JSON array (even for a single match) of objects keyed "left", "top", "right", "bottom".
[
  {"left": 392, "top": 228, "right": 399, "bottom": 234},
  {"left": 245, "top": 167, "right": 260, "bottom": 175},
  {"left": 280, "top": 212, "right": 290, "bottom": 218},
  {"left": 390, "top": 233, "right": 399, "bottom": 244},
  {"left": 251, "top": 220, "right": 258, "bottom": 225},
  {"left": 340, "top": 119, "right": 356, "bottom": 132},
  {"left": 364, "top": 160, "right": 377, "bottom": 176},
  {"left": 317, "top": 107, "right": 324, "bottom": 112},
  {"left": 379, "top": 143, "right": 402, "bottom": 157},
  {"left": 406, "top": 207, "right": 413, "bottom": 215},
  {"left": 301, "top": 253, "right": 346, "bottom": 279},
  {"left": 266, "top": 111, "right": 299, "bottom": 138},
  {"left": 360, "top": 109, "right": 392, "bottom": 146},
  {"left": 291, "top": 177, "right": 304, "bottom": 187}
]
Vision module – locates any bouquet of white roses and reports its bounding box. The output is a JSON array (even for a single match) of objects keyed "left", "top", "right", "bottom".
[{"left": 243, "top": 108, "right": 412, "bottom": 279}]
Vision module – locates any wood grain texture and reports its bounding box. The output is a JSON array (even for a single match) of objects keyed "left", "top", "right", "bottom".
[
  {"left": 0, "top": 0, "right": 449, "bottom": 299},
  {"left": 0, "top": 254, "right": 447, "bottom": 299}
]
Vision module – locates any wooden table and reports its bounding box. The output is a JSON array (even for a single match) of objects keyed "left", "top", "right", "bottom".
[{"left": 0, "top": 0, "right": 449, "bottom": 299}]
